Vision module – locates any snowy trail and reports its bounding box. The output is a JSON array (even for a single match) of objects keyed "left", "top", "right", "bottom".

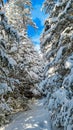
[{"left": 0, "top": 100, "right": 52, "bottom": 130}]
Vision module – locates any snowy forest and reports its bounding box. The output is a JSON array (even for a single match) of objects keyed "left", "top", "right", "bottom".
[{"left": 0, "top": 0, "right": 73, "bottom": 130}]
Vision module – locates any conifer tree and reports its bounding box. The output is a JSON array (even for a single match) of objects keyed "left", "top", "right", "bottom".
[
  {"left": 0, "top": 1, "right": 20, "bottom": 125},
  {"left": 0, "top": 0, "right": 43, "bottom": 126},
  {"left": 40, "top": 0, "right": 73, "bottom": 130},
  {"left": 5, "top": 0, "right": 36, "bottom": 33}
]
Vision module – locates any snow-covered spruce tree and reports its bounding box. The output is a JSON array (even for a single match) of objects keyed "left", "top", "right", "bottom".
[
  {"left": 5, "top": 0, "right": 36, "bottom": 33},
  {"left": 40, "top": 0, "right": 73, "bottom": 130},
  {"left": 4, "top": 0, "right": 43, "bottom": 99},
  {"left": 0, "top": 0, "right": 43, "bottom": 126},
  {"left": 0, "top": 1, "right": 20, "bottom": 125}
]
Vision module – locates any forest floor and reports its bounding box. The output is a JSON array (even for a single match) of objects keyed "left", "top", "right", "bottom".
[{"left": 0, "top": 99, "right": 52, "bottom": 130}]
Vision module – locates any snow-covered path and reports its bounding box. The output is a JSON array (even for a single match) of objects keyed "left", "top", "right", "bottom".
[{"left": 0, "top": 100, "right": 52, "bottom": 130}]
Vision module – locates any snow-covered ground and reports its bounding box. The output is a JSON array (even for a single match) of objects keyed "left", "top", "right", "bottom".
[{"left": 0, "top": 99, "right": 52, "bottom": 130}]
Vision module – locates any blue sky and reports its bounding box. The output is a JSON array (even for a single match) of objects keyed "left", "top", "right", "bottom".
[{"left": 28, "top": 0, "right": 47, "bottom": 46}]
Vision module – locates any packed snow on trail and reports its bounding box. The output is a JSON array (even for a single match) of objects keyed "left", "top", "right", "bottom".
[{"left": 0, "top": 100, "right": 52, "bottom": 130}]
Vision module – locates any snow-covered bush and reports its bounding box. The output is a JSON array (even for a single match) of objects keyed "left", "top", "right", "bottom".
[{"left": 40, "top": 0, "right": 73, "bottom": 130}]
